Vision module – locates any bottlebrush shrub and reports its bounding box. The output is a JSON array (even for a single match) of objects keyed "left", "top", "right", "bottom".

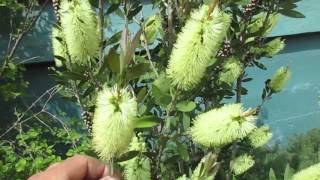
[{"left": 50, "top": 0, "right": 303, "bottom": 179}]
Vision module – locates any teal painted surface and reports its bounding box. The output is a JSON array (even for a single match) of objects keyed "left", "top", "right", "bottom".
[
  {"left": 244, "top": 34, "right": 320, "bottom": 144},
  {"left": 271, "top": 0, "right": 320, "bottom": 36}
]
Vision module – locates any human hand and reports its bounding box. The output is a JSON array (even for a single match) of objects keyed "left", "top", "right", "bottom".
[{"left": 28, "top": 155, "right": 121, "bottom": 180}]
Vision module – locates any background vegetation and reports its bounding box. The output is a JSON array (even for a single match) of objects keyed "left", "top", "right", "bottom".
[{"left": 1, "top": 0, "right": 318, "bottom": 180}]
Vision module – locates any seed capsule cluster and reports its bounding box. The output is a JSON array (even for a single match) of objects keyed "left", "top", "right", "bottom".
[
  {"left": 243, "top": 0, "right": 258, "bottom": 15},
  {"left": 81, "top": 111, "right": 93, "bottom": 135},
  {"left": 217, "top": 40, "right": 233, "bottom": 58},
  {"left": 52, "top": 0, "right": 61, "bottom": 22}
]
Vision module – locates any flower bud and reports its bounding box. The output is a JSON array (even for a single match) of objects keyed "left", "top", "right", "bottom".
[
  {"left": 269, "top": 66, "right": 291, "bottom": 92},
  {"left": 265, "top": 38, "right": 285, "bottom": 57},
  {"left": 123, "top": 136, "right": 151, "bottom": 180},
  {"left": 231, "top": 154, "right": 255, "bottom": 175},
  {"left": 292, "top": 162, "right": 320, "bottom": 180},
  {"left": 167, "top": 5, "right": 231, "bottom": 90},
  {"left": 190, "top": 104, "right": 257, "bottom": 147},
  {"left": 60, "top": 0, "right": 99, "bottom": 64},
  {"left": 248, "top": 125, "right": 272, "bottom": 148},
  {"left": 218, "top": 57, "right": 243, "bottom": 84},
  {"left": 92, "top": 86, "right": 137, "bottom": 161}
]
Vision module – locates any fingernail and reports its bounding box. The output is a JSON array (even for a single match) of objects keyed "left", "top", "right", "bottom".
[{"left": 99, "top": 176, "right": 119, "bottom": 180}]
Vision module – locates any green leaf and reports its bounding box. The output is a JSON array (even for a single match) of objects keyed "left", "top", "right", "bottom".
[
  {"left": 135, "top": 115, "right": 161, "bottom": 128},
  {"left": 107, "top": 48, "right": 120, "bottom": 73},
  {"left": 115, "top": 151, "right": 139, "bottom": 162},
  {"left": 15, "top": 159, "right": 27, "bottom": 172},
  {"left": 120, "top": 28, "right": 143, "bottom": 74},
  {"left": 152, "top": 85, "right": 171, "bottom": 107},
  {"left": 182, "top": 113, "right": 191, "bottom": 131},
  {"left": 269, "top": 168, "right": 277, "bottom": 180},
  {"left": 126, "top": 63, "right": 151, "bottom": 80},
  {"left": 106, "top": 31, "right": 122, "bottom": 46},
  {"left": 137, "top": 87, "right": 147, "bottom": 103},
  {"left": 176, "top": 142, "right": 189, "bottom": 161},
  {"left": 284, "top": 163, "right": 294, "bottom": 180},
  {"left": 61, "top": 71, "right": 84, "bottom": 80},
  {"left": 106, "top": 3, "right": 120, "bottom": 14},
  {"left": 176, "top": 101, "right": 196, "bottom": 112},
  {"left": 279, "top": 9, "right": 305, "bottom": 18}
]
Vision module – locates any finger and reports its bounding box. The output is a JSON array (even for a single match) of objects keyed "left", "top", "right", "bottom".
[
  {"left": 46, "top": 162, "right": 60, "bottom": 170},
  {"left": 58, "top": 154, "right": 107, "bottom": 179}
]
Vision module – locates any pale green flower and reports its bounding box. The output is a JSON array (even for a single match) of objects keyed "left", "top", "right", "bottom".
[
  {"left": 141, "top": 14, "right": 162, "bottom": 44},
  {"left": 122, "top": 136, "right": 151, "bottom": 180},
  {"left": 248, "top": 13, "right": 279, "bottom": 36},
  {"left": 265, "top": 38, "right": 285, "bottom": 57},
  {"left": 167, "top": 5, "right": 231, "bottom": 90},
  {"left": 191, "top": 153, "right": 216, "bottom": 180},
  {"left": 52, "top": 26, "right": 68, "bottom": 67},
  {"left": 190, "top": 104, "right": 257, "bottom": 147},
  {"left": 92, "top": 86, "right": 137, "bottom": 161},
  {"left": 250, "top": 38, "right": 285, "bottom": 58},
  {"left": 60, "top": 0, "right": 99, "bottom": 64},
  {"left": 176, "top": 175, "right": 189, "bottom": 180},
  {"left": 248, "top": 125, "right": 272, "bottom": 148},
  {"left": 270, "top": 66, "right": 291, "bottom": 92},
  {"left": 292, "top": 162, "right": 320, "bottom": 180},
  {"left": 231, "top": 154, "right": 255, "bottom": 175},
  {"left": 218, "top": 57, "right": 243, "bottom": 84}
]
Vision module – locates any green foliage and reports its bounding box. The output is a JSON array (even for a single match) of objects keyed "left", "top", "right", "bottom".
[
  {"left": 0, "top": 118, "right": 92, "bottom": 179},
  {"left": 240, "top": 128, "right": 320, "bottom": 180}
]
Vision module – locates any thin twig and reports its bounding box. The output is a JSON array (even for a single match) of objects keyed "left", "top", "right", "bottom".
[{"left": 98, "top": 0, "right": 105, "bottom": 65}]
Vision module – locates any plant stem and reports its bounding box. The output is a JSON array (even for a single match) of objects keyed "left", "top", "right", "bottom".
[
  {"left": 0, "top": 0, "right": 49, "bottom": 79},
  {"left": 167, "top": 0, "right": 174, "bottom": 50},
  {"left": 98, "top": 0, "right": 105, "bottom": 65}
]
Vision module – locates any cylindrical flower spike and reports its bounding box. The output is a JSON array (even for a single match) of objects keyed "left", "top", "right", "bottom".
[
  {"left": 292, "top": 162, "right": 320, "bottom": 180},
  {"left": 52, "top": 26, "right": 68, "bottom": 67},
  {"left": 218, "top": 57, "right": 243, "bottom": 84},
  {"left": 92, "top": 86, "right": 137, "bottom": 161},
  {"left": 269, "top": 66, "right": 291, "bottom": 93},
  {"left": 60, "top": 0, "right": 99, "bottom": 64},
  {"left": 167, "top": 5, "right": 231, "bottom": 90},
  {"left": 190, "top": 104, "right": 257, "bottom": 147},
  {"left": 123, "top": 136, "right": 151, "bottom": 180},
  {"left": 231, "top": 154, "right": 255, "bottom": 175},
  {"left": 248, "top": 125, "right": 272, "bottom": 148},
  {"left": 265, "top": 38, "right": 285, "bottom": 57}
]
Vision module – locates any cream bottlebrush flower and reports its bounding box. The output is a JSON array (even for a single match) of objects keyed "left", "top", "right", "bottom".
[
  {"left": 167, "top": 5, "right": 231, "bottom": 90},
  {"left": 248, "top": 125, "right": 272, "bottom": 148},
  {"left": 92, "top": 86, "right": 137, "bottom": 161},
  {"left": 123, "top": 136, "right": 151, "bottom": 180},
  {"left": 265, "top": 38, "right": 285, "bottom": 57},
  {"left": 269, "top": 66, "right": 291, "bottom": 93},
  {"left": 292, "top": 162, "right": 320, "bottom": 180},
  {"left": 248, "top": 13, "right": 279, "bottom": 36},
  {"left": 60, "top": 0, "right": 99, "bottom": 64},
  {"left": 52, "top": 26, "right": 68, "bottom": 67},
  {"left": 141, "top": 14, "right": 162, "bottom": 44},
  {"left": 231, "top": 154, "right": 255, "bottom": 175},
  {"left": 190, "top": 104, "right": 257, "bottom": 147},
  {"left": 218, "top": 57, "right": 243, "bottom": 84},
  {"left": 176, "top": 175, "right": 189, "bottom": 180}
]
